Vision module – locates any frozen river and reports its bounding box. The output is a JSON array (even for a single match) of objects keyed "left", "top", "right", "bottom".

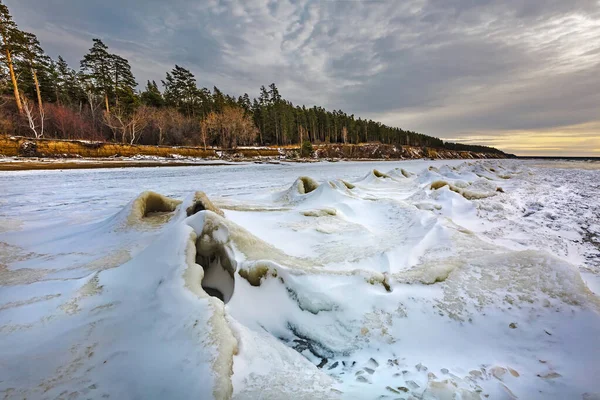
[{"left": 1, "top": 159, "right": 599, "bottom": 399}]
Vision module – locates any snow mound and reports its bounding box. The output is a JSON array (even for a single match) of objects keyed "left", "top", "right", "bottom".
[
  {"left": 279, "top": 177, "right": 355, "bottom": 206},
  {"left": 278, "top": 176, "right": 321, "bottom": 202},
  {"left": 386, "top": 168, "right": 411, "bottom": 179},
  {"left": 340, "top": 180, "right": 355, "bottom": 189},
  {"left": 430, "top": 179, "right": 501, "bottom": 200},
  {"left": 389, "top": 167, "right": 414, "bottom": 178},
  {"left": 372, "top": 169, "right": 390, "bottom": 179},
  {"left": 357, "top": 169, "right": 394, "bottom": 184},
  {"left": 295, "top": 176, "right": 320, "bottom": 195},
  {"left": 186, "top": 191, "right": 225, "bottom": 217},
  {"left": 127, "top": 190, "right": 182, "bottom": 224}
]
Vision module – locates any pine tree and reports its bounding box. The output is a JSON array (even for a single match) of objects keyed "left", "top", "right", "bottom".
[
  {"left": 252, "top": 98, "right": 263, "bottom": 145},
  {"left": 55, "top": 55, "right": 70, "bottom": 103},
  {"left": 80, "top": 38, "right": 113, "bottom": 112},
  {"left": 55, "top": 55, "right": 85, "bottom": 106},
  {"left": 212, "top": 86, "right": 225, "bottom": 113},
  {"left": 140, "top": 80, "right": 164, "bottom": 108},
  {"left": 238, "top": 93, "right": 251, "bottom": 114},
  {"left": 197, "top": 87, "right": 212, "bottom": 119},
  {"left": 0, "top": 1, "right": 23, "bottom": 113},
  {"left": 111, "top": 53, "right": 136, "bottom": 108},
  {"left": 162, "top": 65, "right": 198, "bottom": 115},
  {"left": 19, "top": 31, "right": 50, "bottom": 112}
]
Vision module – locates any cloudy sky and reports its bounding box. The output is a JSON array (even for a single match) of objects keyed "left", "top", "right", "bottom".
[{"left": 7, "top": 0, "right": 600, "bottom": 156}]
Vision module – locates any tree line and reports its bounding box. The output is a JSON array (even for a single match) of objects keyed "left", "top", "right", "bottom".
[{"left": 0, "top": 1, "right": 505, "bottom": 154}]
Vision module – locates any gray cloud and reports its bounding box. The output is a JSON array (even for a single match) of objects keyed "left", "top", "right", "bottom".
[{"left": 5, "top": 0, "right": 600, "bottom": 155}]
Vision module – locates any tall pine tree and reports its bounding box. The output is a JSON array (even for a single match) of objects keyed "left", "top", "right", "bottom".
[
  {"left": 80, "top": 38, "right": 112, "bottom": 112},
  {"left": 0, "top": 1, "right": 23, "bottom": 113},
  {"left": 162, "top": 65, "right": 199, "bottom": 116},
  {"left": 19, "top": 31, "right": 50, "bottom": 112},
  {"left": 111, "top": 53, "right": 136, "bottom": 109}
]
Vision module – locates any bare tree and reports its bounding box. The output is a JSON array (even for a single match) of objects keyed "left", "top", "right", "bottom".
[
  {"left": 129, "top": 106, "right": 150, "bottom": 144},
  {"left": 21, "top": 94, "right": 44, "bottom": 138},
  {"left": 201, "top": 111, "right": 219, "bottom": 148},
  {"left": 200, "top": 119, "right": 208, "bottom": 150},
  {"left": 202, "top": 106, "right": 257, "bottom": 148},
  {"left": 103, "top": 105, "right": 151, "bottom": 144},
  {"left": 152, "top": 108, "right": 168, "bottom": 145},
  {"left": 86, "top": 90, "right": 101, "bottom": 126},
  {"left": 151, "top": 107, "right": 183, "bottom": 145},
  {"left": 103, "top": 109, "right": 127, "bottom": 143}
]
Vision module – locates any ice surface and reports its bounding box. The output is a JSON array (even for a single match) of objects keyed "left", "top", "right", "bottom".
[{"left": 0, "top": 159, "right": 599, "bottom": 399}]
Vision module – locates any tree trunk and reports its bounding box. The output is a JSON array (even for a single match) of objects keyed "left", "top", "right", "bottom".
[
  {"left": 31, "top": 67, "right": 43, "bottom": 112},
  {"left": 115, "top": 71, "right": 119, "bottom": 109},
  {"left": 5, "top": 47, "right": 23, "bottom": 113},
  {"left": 259, "top": 118, "right": 264, "bottom": 145},
  {"left": 104, "top": 92, "right": 110, "bottom": 113}
]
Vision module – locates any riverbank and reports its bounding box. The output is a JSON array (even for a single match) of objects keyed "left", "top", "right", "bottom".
[
  {"left": 0, "top": 135, "right": 509, "bottom": 171},
  {"left": 0, "top": 158, "right": 239, "bottom": 171}
]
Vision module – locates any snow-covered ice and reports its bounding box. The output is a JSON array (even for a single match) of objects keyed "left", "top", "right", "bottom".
[{"left": 0, "top": 159, "right": 599, "bottom": 399}]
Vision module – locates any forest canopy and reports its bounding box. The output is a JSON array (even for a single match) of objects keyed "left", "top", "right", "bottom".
[{"left": 0, "top": 1, "right": 505, "bottom": 155}]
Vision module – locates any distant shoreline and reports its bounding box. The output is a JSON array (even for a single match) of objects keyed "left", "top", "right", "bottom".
[
  {"left": 0, "top": 136, "right": 508, "bottom": 171},
  {"left": 517, "top": 156, "right": 600, "bottom": 160}
]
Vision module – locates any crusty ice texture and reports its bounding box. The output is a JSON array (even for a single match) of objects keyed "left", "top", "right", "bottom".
[{"left": 1, "top": 159, "right": 599, "bottom": 399}]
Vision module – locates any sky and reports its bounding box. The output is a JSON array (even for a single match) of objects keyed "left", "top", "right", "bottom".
[{"left": 6, "top": 0, "right": 600, "bottom": 156}]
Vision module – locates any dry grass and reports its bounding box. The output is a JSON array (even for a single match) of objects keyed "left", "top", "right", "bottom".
[
  {"left": 0, "top": 161, "right": 231, "bottom": 171},
  {"left": 0, "top": 136, "right": 280, "bottom": 159}
]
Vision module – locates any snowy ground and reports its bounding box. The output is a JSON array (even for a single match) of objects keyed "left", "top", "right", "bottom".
[{"left": 0, "top": 159, "right": 599, "bottom": 399}]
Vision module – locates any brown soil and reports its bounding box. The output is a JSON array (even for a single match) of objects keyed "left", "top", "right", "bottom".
[{"left": 0, "top": 160, "right": 232, "bottom": 171}]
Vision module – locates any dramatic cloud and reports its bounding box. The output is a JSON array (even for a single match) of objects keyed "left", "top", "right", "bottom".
[{"left": 6, "top": 0, "right": 600, "bottom": 155}]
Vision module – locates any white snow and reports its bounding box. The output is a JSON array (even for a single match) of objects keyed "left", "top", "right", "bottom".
[{"left": 0, "top": 159, "right": 599, "bottom": 399}]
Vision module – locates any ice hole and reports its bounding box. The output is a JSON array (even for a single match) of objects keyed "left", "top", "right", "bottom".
[
  {"left": 128, "top": 191, "right": 182, "bottom": 225},
  {"left": 297, "top": 176, "right": 319, "bottom": 194},
  {"left": 195, "top": 238, "right": 236, "bottom": 303}
]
